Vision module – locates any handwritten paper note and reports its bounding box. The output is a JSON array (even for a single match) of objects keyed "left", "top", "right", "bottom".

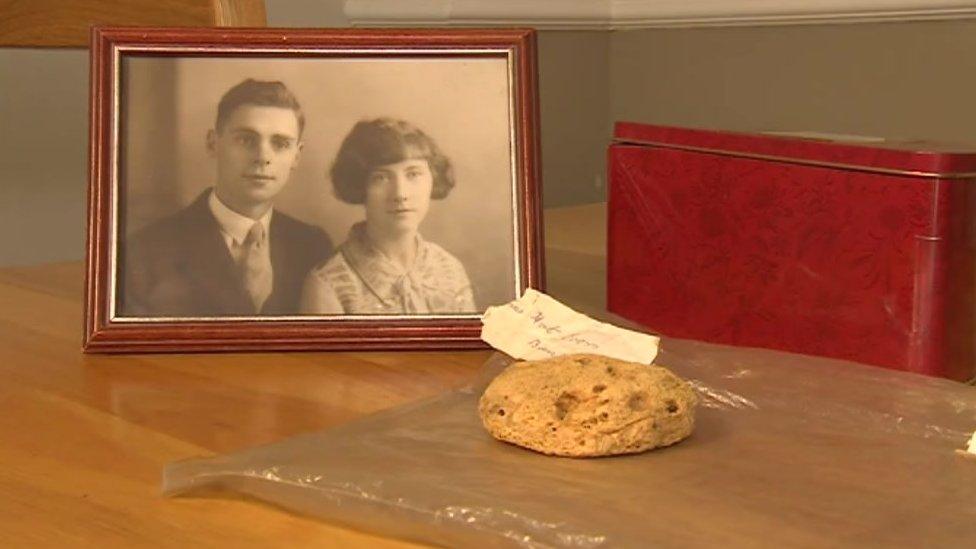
[{"left": 481, "top": 289, "right": 660, "bottom": 364}]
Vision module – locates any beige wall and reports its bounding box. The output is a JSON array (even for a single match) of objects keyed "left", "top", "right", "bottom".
[
  {"left": 538, "top": 31, "right": 611, "bottom": 207},
  {"left": 0, "top": 48, "right": 89, "bottom": 266},
  {"left": 610, "top": 19, "right": 976, "bottom": 143},
  {"left": 5, "top": 7, "right": 976, "bottom": 265},
  {"left": 267, "top": 0, "right": 348, "bottom": 27}
]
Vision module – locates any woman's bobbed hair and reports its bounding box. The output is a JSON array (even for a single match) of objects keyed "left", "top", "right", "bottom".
[{"left": 330, "top": 118, "right": 455, "bottom": 204}]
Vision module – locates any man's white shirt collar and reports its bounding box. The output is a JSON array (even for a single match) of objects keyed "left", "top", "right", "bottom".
[{"left": 208, "top": 189, "right": 273, "bottom": 245}]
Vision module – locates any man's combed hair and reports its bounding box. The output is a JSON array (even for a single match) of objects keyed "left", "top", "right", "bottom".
[
  {"left": 330, "top": 118, "right": 456, "bottom": 204},
  {"left": 215, "top": 78, "right": 305, "bottom": 136}
]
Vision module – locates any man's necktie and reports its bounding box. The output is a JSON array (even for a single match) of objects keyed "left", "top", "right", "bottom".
[{"left": 241, "top": 222, "right": 272, "bottom": 313}]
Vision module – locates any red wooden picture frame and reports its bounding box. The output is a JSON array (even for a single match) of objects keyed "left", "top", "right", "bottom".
[{"left": 84, "top": 27, "right": 544, "bottom": 353}]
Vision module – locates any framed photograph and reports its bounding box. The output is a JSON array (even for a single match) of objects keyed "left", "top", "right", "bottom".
[{"left": 84, "top": 27, "right": 543, "bottom": 352}]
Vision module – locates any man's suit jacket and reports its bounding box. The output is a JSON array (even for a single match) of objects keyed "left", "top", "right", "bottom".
[{"left": 119, "top": 191, "right": 333, "bottom": 317}]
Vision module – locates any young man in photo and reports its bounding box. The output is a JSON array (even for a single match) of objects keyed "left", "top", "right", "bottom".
[{"left": 120, "top": 79, "right": 333, "bottom": 317}]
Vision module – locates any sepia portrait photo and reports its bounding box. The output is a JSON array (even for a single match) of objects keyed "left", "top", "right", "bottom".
[{"left": 85, "top": 28, "right": 543, "bottom": 352}]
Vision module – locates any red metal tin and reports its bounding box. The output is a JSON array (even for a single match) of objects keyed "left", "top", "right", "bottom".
[{"left": 608, "top": 122, "right": 976, "bottom": 380}]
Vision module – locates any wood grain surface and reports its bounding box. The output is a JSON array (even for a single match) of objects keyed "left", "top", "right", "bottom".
[
  {"left": 0, "top": 260, "right": 490, "bottom": 547},
  {"left": 3, "top": 204, "right": 976, "bottom": 547},
  {"left": 0, "top": 0, "right": 267, "bottom": 47},
  {"left": 0, "top": 205, "right": 602, "bottom": 547}
]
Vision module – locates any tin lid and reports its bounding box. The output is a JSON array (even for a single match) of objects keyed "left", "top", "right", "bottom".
[{"left": 613, "top": 122, "right": 976, "bottom": 178}]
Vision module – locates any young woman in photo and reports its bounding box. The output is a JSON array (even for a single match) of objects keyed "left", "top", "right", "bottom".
[{"left": 300, "top": 118, "right": 476, "bottom": 315}]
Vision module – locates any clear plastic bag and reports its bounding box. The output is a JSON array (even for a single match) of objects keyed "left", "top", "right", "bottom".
[{"left": 163, "top": 339, "right": 976, "bottom": 548}]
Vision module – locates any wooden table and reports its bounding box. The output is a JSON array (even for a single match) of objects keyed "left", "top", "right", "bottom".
[
  {"left": 4, "top": 203, "right": 975, "bottom": 547},
  {"left": 0, "top": 204, "right": 607, "bottom": 547},
  {"left": 0, "top": 260, "right": 483, "bottom": 547}
]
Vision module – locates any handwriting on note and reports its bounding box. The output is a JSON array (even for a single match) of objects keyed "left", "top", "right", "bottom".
[
  {"left": 527, "top": 339, "right": 557, "bottom": 357},
  {"left": 481, "top": 289, "right": 660, "bottom": 364}
]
